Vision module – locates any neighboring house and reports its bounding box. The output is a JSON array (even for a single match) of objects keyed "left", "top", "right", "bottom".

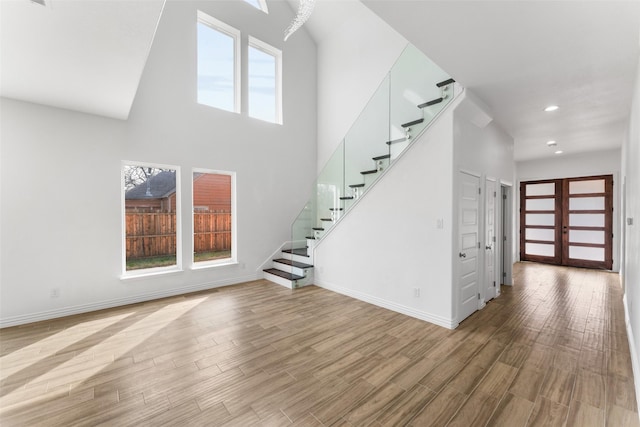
[
  {"left": 125, "top": 170, "right": 177, "bottom": 213},
  {"left": 192, "top": 173, "right": 232, "bottom": 212},
  {"left": 124, "top": 171, "right": 231, "bottom": 213}
]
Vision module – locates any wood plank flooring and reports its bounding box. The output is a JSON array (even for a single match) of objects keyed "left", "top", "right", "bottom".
[{"left": 1, "top": 262, "right": 638, "bottom": 426}]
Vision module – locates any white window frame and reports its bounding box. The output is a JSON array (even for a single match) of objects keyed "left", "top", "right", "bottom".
[
  {"left": 248, "top": 36, "right": 282, "bottom": 125},
  {"left": 121, "top": 161, "right": 182, "bottom": 279},
  {"left": 191, "top": 168, "right": 237, "bottom": 269},
  {"left": 197, "top": 11, "right": 241, "bottom": 114}
]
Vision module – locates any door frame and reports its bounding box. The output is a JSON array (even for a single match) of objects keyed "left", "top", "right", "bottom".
[
  {"left": 499, "top": 181, "right": 513, "bottom": 288},
  {"left": 484, "top": 177, "right": 497, "bottom": 302}
]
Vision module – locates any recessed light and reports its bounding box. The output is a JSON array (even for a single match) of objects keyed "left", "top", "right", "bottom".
[
  {"left": 545, "top": 105, "right": 559, "bottom": 112},
  {"left": 546, "top": 140, "right": 557, "bottom": 147},
  {"left": 555, "top": 150, "right": 563, "bottom": 154}
]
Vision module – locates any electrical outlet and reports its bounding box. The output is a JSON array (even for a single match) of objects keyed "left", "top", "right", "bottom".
[
  {"left": 51, "top": 288, "right": 60, "bottom": 298},
  {"left": 437, "top": 218, "right": 444, "bottom": 229},
  {"left": 414, "top": 288, "right": 420, "bottom": 297}
]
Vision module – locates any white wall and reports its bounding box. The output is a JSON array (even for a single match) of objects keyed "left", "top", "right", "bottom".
[
  {"left": 452, "top": 94, "right": 515, "bottom": 320},
  {"left": 316, "top": 1, "right": 406, "bottom": 169},
  {"left": 622, "top": 54, "right": 640, "bottom": 417},
  {"left": 0, "top": 0, "right": 317, "bottom": 326},
  {"left": 516, "top": 148, "right": 622, "bottom": 271},
  {"left": 313, "top": 91, "right": 515, "bottom": 329},
  {"left": 314, "top": 104, "right": 457, "bottom": 328}
]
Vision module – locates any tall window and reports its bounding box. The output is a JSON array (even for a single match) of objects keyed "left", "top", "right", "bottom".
[
  {"left": 122, "top": 162, "right": 181, "bottom": 274},
  {"left": 197, "top": 12, "right": 240, "bottom": 113},
  {"left": 248, "top": 37, "right": 282, "bottom": 124},
  {"left": 192, "top": 169, "right": 236, "bottom": 266}
]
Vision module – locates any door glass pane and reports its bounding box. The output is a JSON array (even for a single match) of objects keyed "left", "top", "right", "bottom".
[
  {"left": 526, "top": 228, "right": 555, "bottom": 241},
  {"left": 569, "top": 246, "right": 605, "bottom": 261},
  {"left": 526, "top": 183, "right": 555, "bottom": 196},
  {"left": 526, "top": 243, "right": 554, "bottom": 257},
  {"left": 569, "top": 179, "right": 604, "bottom": 194},
  {"left": 526, "top": 213, "right": 554, "bottom": 226},
  {"left": 569, "top": 230, "right": 605, "bottom": 244},
  {"left": 569, "top": 213, "right": 604, "bottom": 227},
  {"left": 526, "top": 198, "right": 555, "bottom": 211},
  {"left": 569, "top": 197, "right": 604, "bottom": 210}
]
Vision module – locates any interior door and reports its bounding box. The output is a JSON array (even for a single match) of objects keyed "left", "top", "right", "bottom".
[
  {"left": 485, "top": 178, "right": 496, "bottom": 301},
  {"left": 520, "top": 175, "right": 613, "bottom": 270},
  {"left": 459, "top": 172, "right": 480, "bottom": 321}
]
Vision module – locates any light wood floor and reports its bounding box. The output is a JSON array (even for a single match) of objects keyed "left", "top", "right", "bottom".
[{"left": 1, "top": 262, "right": 638, "bottom": 426}]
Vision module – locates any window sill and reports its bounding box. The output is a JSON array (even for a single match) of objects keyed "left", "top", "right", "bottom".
[
  {"left": 191, "top": 260, "right": 238, "bottom": 270},
  {"left": 120, "top": 266, "right": 183, "bottom": 281}
]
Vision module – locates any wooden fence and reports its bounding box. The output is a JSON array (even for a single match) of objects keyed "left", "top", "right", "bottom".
[{"left": 125, "top": 212, "right": 231, "bottom": 259}]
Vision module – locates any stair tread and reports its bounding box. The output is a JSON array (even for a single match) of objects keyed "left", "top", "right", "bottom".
[
  {"left": 264, "top": 268, "right": 304, "bottom": 281},
  {"left": 386, "top": 138, "right": 407, "bottom": 145},
  {"left": 312, "top": 227, "right": 325, "bottom": 231},
  {"left": 361, "top": 169, "right": 378, "bottom": 175},
  {"left": 329, "top": 208, "right": 344, "bottom": 211},
  {"left": 436, "top": 78, "right": 455, "bottom": 88},
  {"left": 401, "top": 118, "right": 424, "bottom": 128},
  {"left": 305, "top": 236, "right": 315, "bottom": 240},
  {"left": 340, "top": 196, "right": 354, "bottom": 200},
  {"left": 349, "top": 183, "right": 365, "bottom": 188},
  {"left": 418, "top": 97, "right": 444, "bottom": 108},
  {"left": 372, "top": 154, "right": 391, "bottom": 161},
  {"left": 282, "top": 248, "right": 309, "bottom": 257},
  {"left": 273, "top": 258, "right": 314, "bottom": 269},
  {"left": 320, "top": 218, "right": 333, "bottom": 221}
]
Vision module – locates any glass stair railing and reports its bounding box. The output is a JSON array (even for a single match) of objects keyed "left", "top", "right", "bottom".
[{"left": 291, "top": 44, "right": 458, "bottom": 251}]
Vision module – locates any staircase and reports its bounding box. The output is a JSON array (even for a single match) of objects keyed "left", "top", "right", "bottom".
[
  {"left": 303, "top": 77, "right": 456, "bottom": 241},
  {"left": 263, "top": 45, "right": 459, "bottom": 288},
  {"left": 263, "top": 243, "right": 315, "bottom": 289}
]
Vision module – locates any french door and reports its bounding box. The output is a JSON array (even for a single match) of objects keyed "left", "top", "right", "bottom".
[{"left": 520, "top": 175, "right": 613, "bottom": 270}]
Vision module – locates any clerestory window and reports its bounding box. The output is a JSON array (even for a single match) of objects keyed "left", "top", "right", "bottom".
[
  {"left": 248, "top": 37, "right": 282, "bottom": 124},
  {"left": 197, "top": 11, "right": 241, "bottom": 113},
  {"left": 243, "top": 0, "right": 269, "bottom": 13}
]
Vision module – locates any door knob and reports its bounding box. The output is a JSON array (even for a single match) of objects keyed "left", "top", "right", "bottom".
[{"left": 459, "top": 252, "right": 467, "bottom": 258}]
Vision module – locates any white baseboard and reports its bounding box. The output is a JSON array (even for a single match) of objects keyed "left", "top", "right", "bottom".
[
  {"left": 315, "top": 279, "right": 458, "bottom": 330},
  {"left": 0, "top": 273, "right": 259, "bottom": 328},
  {"left": 623, "top": 294, "right": 640, "bottom": 421}
]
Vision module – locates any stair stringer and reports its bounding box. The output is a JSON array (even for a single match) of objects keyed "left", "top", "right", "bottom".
[{"left": 313, "top": 92, "right": 467, "bottom": 329}]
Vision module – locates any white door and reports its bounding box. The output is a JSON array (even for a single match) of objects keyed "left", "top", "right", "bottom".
[
  {"left": 485, "top": 178, "right": 496, "bottom": 301},
  {"left": 458, "top": 171, "right": 480, "bottom": 322}
]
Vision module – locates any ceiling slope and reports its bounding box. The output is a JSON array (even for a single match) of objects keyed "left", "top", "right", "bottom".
[
  {"left": 362, "top": 0, "right": 640, "bottom": 161},
  {"left": 1, "top": 0, "right": 165, "bottom": 120}
]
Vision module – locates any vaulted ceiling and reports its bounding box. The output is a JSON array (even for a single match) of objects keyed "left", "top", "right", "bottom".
[
  {"left": 0, "top": 0, "right": 165, "bottom": 120},
  {"left": 3, "top": 0, "right": 639, "bottom": 162}
]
